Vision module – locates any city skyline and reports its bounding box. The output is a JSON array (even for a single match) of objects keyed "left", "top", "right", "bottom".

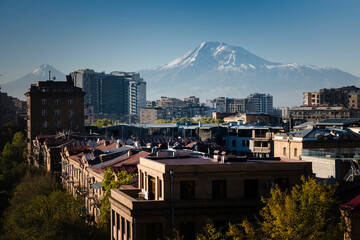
[{"left": 1, "top": 0, "right": 360, "bottom": 84}]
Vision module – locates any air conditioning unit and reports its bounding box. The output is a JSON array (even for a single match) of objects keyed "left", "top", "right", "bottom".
[{"left": 266, "top": 181, "right": 275, "bottom": 189}]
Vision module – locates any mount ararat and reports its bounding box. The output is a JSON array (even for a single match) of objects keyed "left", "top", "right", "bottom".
[{"left": 139, "top": 41, "right": 360, "bottom": 106}]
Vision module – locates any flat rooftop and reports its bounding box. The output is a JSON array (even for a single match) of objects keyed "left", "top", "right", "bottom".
[{"left": 144, "top": 156, "right": 304, "bottom": 166}]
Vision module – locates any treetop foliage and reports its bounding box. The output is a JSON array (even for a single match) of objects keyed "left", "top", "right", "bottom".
[
  {"left": 92, "top": 118, "right": 113, "bottom": 128},
  {"left": 196, "top": 177, "right": 345, "bottom": 240}
]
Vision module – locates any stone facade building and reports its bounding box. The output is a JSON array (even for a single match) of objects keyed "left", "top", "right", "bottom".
[
  {"left": 25, "top": 77, "right": 85, "bottom": 162},
  {"left": 109, "top": 151, "right": 312, "bottom": 239}
]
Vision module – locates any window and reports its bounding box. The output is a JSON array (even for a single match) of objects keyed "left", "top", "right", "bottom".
[
  {"left": 41, "top": 109, "right": 47, "bottom": 117},
  {"left": 127, "top": 220, "right": 131, "bottom": 240},
  {"left": 42, "top": 121, "right": 48, "bottom": 128},
  {"left": 121, "top": 217, "right": 125, "bottom": 237},
  {"left": 242, "top": 140, "right": 249, "bottom": 147},
  {"left": 232, "top": 140, "right": 236, "bottom": 147},
  {"left": 56, "top": 121, "right": 61, "bottom": 128},
  {"left": 140, "top": 171, "right": 144, "bottom": 189},
  {"left": 180, "top": 181, "right": 195, "bottom": 200},
  {"left": 283, "top": 147, "right": 286, "bottom": 156},
  {"left": 68, "top": 109, "right": 74, "bottom": 118},
  {"left": 55, "top": 109, "right": 61, "bottom": 117},
  {"left": 69, "top": 121, "right": 74, "bottom": 128},
  {"left": 244, "top": 179, "right": 258, "bottom": 198},
  {"left": 41, "top": 98, "right": 47, "bottom": 105},
  {"left": 158, "top": 179, "right": 162, "bottom": 198},
  {"left": 294, "top": 148, "right": 298, "bottom": 157},
  {"left": 212, "top": 180, "right": 226, "bottom": 199},
  {"left": 68, "top": 98, "right": 74, "bottom": 105},
  {"left": 55, "top": 99, "right": 61, "bottom": 106}
]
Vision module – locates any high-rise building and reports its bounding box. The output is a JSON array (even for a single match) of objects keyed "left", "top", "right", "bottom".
[
  {"left": 111, "top": 72, "right": 146, "bottom": 116},
  {"left": 246, "top": 93, "right": 273, "bottom": 113},
  {"left": 70, "top": 70, "right": 146, "bottom": 116}
]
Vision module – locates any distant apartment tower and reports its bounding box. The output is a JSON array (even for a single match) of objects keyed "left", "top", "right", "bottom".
[
  {"left": 246, "top": 93, "right": 273, "bottom": 113},
  {"left": 112, "top": 72, "right": 146, "bottom": 115},
  {"left": 70, "top": 69, "right": 146, "bottom": 116},
  {"left": 303, "top": 86, "right": 360, "bottom": 108},
  {"left": 25, "top": 76, "right": 85, "bottom": 162}
]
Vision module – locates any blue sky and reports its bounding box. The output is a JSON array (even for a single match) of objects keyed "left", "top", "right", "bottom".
[{"left": 0, "top": 0, "right": 359, "bottom": 83}]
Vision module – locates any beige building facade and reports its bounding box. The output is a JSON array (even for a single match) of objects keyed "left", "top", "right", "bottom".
[{"left": 110, "top": 151, "right": 312, "bottom": 240}]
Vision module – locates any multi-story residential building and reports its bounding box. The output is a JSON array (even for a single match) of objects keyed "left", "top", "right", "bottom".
[
  {"left": 70, "top": 69, "right": 146, "bottom": 116},
  {"left": 25, "top": 77, "right": 85, "bottom": 162},
  {"left": 289, "top": 106, "right": 356, "bottom": 121},
  {"left": 109, "top": 151, "right": 312, "bottom": 239},
  {"left": 229, "top": 98, "right": 246, "bottom": 113},
  {"left": 246, "top": 93, "right": 273, "bottom": 113},
  {"left": 140, "top": 106, "right": 209, "bottom": 124},
  {"left": 212, "top": 94, "right": 273, "bottom": 114},
  {"left": 140, "top": 108, "right": 166, "bottom": 124},
  {"left": 112, "top": 72, "right": 146, "bottom": 116},
  {"left": 273, "top": 119, "right": 360, "bottom": 161},
  {"left": 213, "top": 97, "right": 246, "bottom": 113},
  {"left": 303, "top": 86, "right": 360, "bottom": 108},
  {"left": 319, "top": 88, "right": 348, "bottom": 107},
  {"left": 156, "top": 97, "right": 187, "bottom": 108},
  {"left": 226, "top": 123, "right": 283, "bottom": 157}
]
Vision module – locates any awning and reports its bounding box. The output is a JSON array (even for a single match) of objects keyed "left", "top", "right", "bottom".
[{"left": 90, "top": 182, "right": 102, "bottom": 190}]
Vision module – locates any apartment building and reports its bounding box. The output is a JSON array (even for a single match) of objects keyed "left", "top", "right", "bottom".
[
  {"left": 289, "top": 106, "right": 354, "bottom": 121},
  {"left": 25, "top": 77, "right": 85, "bottom": 163},
  {"left": 70, "top": 69, "right": 146, "bottom": 116},
  {"left": 109, "top": 151, "right": 312, "bottom": 240},
  {"left": 246, "top": 93, "right": 273, "bottom": 113},
  {"left": 140, "top": 106, "right": 209, "bottom": 124},
  {"left": 273, "top": 120, "right": 360, "bottom": 161},
  {"left": 226, "top": 123, "right": 284, "bottom": 157},
  {"left": 212, "top": 94, "right": 273, "bottom": 114},
  {"left": 303, "top": 86, "right": 360, "bottom": 108}
]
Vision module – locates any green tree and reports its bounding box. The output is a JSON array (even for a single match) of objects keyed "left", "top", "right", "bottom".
[
  {"left": 196, "top": 177, "right": 345, "bottom": 240},
  {"left": 98, "top": 168, "right": 136, "bottom": 231},
  {"left": 260, "top": 176, "right": 345, "bottom": 240},
  {"left": 93, "top": 118, "right": 113, "bottom": 128},
  {"left": 0, "top": 132, "right": 28, "bottom": 219},
  {"left": 2, "top": 172, "right": 106, "bottom": 240},
  {"left": 154, "top": 119, "right": 171, "bottom": 123}
]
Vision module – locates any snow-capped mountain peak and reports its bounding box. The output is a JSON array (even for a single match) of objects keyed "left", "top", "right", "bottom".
[{"left": 155, "top": 41, "right": 278, "bottom": 72}]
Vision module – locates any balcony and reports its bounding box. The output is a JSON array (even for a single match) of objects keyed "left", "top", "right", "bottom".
[{"left": 253, "top": 147, "right": 271, "bottom": 153}]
